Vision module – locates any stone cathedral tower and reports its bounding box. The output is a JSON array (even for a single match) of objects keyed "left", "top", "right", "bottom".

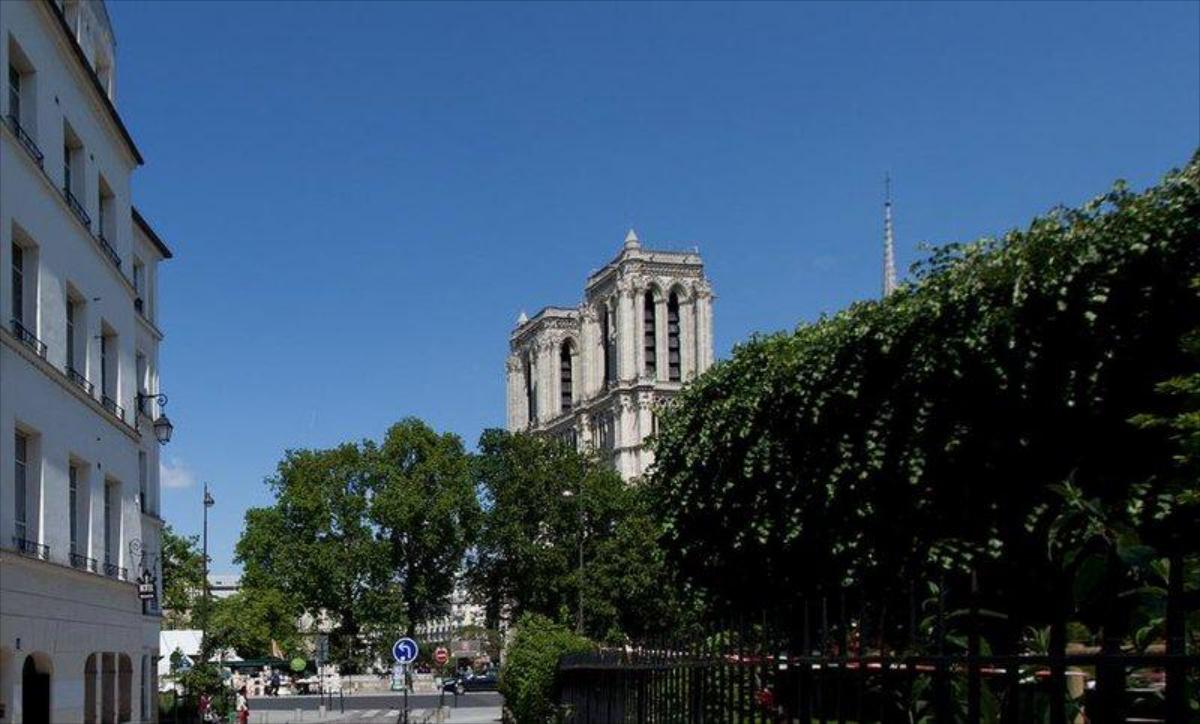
[{"left": 506, "top": 230, "right": 714, "bottom": 480}]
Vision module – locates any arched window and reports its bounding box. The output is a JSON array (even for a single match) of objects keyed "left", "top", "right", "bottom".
[
  {"left": 84, "top": 653, "right": 98, "bottom": 724},
  {"left": 643, "top": 292, "right": 657, "bottom": 377},
  {"left": 560, "top": 341, "right": 574, "bottom": 413},
  {"left": 524, "top": 353, "right": 537, "bottom": 426},
  {"left": 117, "top": 653, "right": 132, "bottom": 723},
  {"left": 667, "top": 292, "right": 681, "bottom": 381},
  {"left": 602, "top": 303, "right": 616, "bottom": 384}
]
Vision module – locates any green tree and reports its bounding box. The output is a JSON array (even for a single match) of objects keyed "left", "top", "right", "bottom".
[
  {"left": 649, "top": 154, "right": 1200, "bottom": 627},
  {"left": 370, "top": 418, "right": 482, "bottom": 636},
  {"left": 499, "top": 613, "right": 592, "bottom": 724},
  {"left": 207, "top": 586, "right": 303, "bottom": 660},
  {"left": 469, "top": 429, "right": 682, "bottom": 640},
  {"left": 161, "top": 525, "right": 204, "bottom": 628}
]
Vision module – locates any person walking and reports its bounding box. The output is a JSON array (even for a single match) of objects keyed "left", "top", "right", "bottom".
[{"left": 235, "top": 685, "right": 249, "bottom": 724}]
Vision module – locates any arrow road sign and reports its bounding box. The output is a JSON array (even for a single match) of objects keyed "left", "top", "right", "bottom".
[{"left": 392, "top": 637, "right": 419, "bottom": 664}]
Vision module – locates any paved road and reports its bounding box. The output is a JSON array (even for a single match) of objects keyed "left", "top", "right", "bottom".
[{"left": 251, "top": 692, "right": 502, "bottom": 712}]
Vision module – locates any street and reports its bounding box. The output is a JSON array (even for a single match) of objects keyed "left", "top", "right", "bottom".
[{"left": 250, "top": 692, "right": 502, "bottom": 712}]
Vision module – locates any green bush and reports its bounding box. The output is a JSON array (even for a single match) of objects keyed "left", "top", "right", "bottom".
[{"left": 499, "top": 613, "right": 592, "bottom": 723}]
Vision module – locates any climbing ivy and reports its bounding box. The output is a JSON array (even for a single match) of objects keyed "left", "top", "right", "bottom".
[{"left": 649, "top": 154, "right": 1200, "bottom": 621}]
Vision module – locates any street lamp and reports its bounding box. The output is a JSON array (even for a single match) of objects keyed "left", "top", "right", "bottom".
[
  {"left": 562, "top": 487, "right": 585, "bottom": 635},
  {"left": 202, "top": 484, "right": 215, "bottom": 651},
  {"left": 136, "top": 392, "right": 174, "bottom": 444}
]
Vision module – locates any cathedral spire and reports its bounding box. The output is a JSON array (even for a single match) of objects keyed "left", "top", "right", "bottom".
[
  {"left": 624, "top": 228, "right": 641, "bottom": 250},
  {"left": 883, "top": 174, "right": 898, "bottom": 297}
]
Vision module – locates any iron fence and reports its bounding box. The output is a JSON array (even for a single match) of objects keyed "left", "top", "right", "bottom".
[{"left": 558, "top": 559, "right": 1196, "bottom": 723}]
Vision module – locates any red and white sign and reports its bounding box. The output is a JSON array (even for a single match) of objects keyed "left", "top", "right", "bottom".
[{"left": 434, "top": 647, "right": 450, "bottom": 665}]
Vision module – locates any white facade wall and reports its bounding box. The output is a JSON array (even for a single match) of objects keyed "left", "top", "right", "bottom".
[
  {"left": 1, "top": 1, "right": 170, "bottom": 722},
  {"left": 506, "top": 232, "right": 713, "bottom": 481}
]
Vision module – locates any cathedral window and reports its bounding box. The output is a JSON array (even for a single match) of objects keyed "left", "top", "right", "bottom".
[
  {"left": 643, "top": 291, "right": 657, "bottom": 377},
  {"left": 524, "top": 353, "right": 537, "bottom": 425},
  {"left": 602, "top": 303, "right": 616, "bottom": 384},
  {"left": 667, "top": 292, "right": 681, "bottom": 381},
  {"left": 560, "top": 340, "right": 574, "bottom": 413}
]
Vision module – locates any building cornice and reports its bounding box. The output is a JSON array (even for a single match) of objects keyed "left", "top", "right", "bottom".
[
  {"left": 37, "top": 0, "right": 145, "bottom": 166},
  {"left": 133, "top": 207, "right": 174, "bottom": 259}
]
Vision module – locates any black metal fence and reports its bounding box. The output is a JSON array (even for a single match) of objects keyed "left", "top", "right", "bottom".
[{"left": 557, "top": 562, "right": 1197, "bottom": 723}]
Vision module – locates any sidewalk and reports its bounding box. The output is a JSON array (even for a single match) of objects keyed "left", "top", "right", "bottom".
[{"left": 442, "top": 706, "right": 502, "bottom": 723}]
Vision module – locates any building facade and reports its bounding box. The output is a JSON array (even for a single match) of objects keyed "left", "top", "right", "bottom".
[
  {"left": 506, "top": 230, "right": 713, "bottom": 480},
  {"left": 1, "top": 1, "right": 173, "bottom": 722}
]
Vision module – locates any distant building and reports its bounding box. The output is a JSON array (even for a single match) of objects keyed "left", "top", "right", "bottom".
[
  {"left": 0, "top": 1, "right": 175, "bottom": 722},
  {"left": 208, "top": 573, "right": 241, "bottom": 600},
  {"left": 506, "top": 230, "right": 714, "bottom": 480}
]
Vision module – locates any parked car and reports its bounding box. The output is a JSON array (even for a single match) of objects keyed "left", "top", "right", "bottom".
[{"left": 442, "top": 672, "right": 498, "bottom": 694}]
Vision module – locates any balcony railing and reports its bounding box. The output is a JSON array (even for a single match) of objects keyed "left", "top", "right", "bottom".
[
  {"left": 103, "top": 561, "right": 127, "bottom": 580},
  {"left": 5, "top": 114, "right": 44, "bottom": 167},
  {"left": 96, "top": 231, "right": 122, "bottom": 269},
  {"left": 13, "top": 536, "right": 50, "bottom": 560},
  {"left": 10, "top": 319, "right": 47, "bottom": 358},
  {"left": 66, "top": 366, "right": 95, "bottom": 395},
  {"left": 102, "top": 395, "right": 125, "bottom": 422},
  {"left": 63, "top": 186, "right": 92, "bottom": 229},
  {"left": 70, "top": 552, "right": 98, "bottom": 572}
]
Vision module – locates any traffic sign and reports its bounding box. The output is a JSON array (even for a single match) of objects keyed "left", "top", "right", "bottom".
[
  {"left": 434, "top": 647, "right": 449, "bottom": 665},
  {"left": 392, "top": 637, "right": 419, "bottom": 664}
]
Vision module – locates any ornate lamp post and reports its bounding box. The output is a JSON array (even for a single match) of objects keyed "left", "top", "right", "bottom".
[{"left": 136, "top": 392, "right": 174, "bottom": 444}]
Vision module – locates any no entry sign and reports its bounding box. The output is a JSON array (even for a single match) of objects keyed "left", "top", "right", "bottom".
[{"left": 434, "top": 647, "right": 450, "bottom": 665}]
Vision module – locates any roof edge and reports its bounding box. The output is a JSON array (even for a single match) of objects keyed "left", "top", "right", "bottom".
[
  {"left": 132, "top": 207, "right": 173, "bottom": 259},
  {"left": 41, "top": 0, "right": 144, "bottom": 165}
]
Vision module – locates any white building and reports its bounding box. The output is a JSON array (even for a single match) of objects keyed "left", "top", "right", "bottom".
[
  {"left": 506, "top": 230, "right": 713, "bottom": 480},
  {"left": 0, "top": 1, "right": 175, "bottom": 722}
]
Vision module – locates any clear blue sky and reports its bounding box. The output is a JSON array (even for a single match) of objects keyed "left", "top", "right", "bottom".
[{"left": 106, "top": 1, "right": 1200, "bottom": 572}]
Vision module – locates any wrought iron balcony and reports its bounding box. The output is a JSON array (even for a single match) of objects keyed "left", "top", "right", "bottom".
[
  {"left": 66, "top": 366, "right": 94, "bottom": 395},
  {"left": 63, "top": 186, "right": 92, "bottom": 229},
  {"left": 103, "top": 561, "right": 127, "bottom": 580},
  {"left": 70, "top": 552, "right": 98, "bottom": 572},
  {"left": 5, "top": 114, "right": 44, "bottom": 167},
  {"left": 102, "top": 395, "right": 125, "bottom": 422},
  {"left": 13, "top": 536, "right": 50, "bottom": 560},
  {"left": 96, "top": 231, "right": 121, "bottom": 269},
  {"left": 10, "top": 319, "right": 47, "bottom": 358}
]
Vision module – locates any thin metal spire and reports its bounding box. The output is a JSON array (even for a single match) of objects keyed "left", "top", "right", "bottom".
[{"left": 883, "top": 173, "right": 898, "bottom": 297}]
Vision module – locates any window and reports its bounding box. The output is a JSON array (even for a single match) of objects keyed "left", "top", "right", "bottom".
[
  {"left": 69, "top": 464, "right": 79, "bottom": 554},
  {"left": 8, "top": 64, "right": 20, "bottom": 124},
  {"left": 103, "top": 480, "right": 116, "bottom": 565},
  {"left": 135, "top": 353, "right": 147, "bottom": 414},
  {"left": 100, "top": 326, "right": 117, "bottom": 409},
  {"left": 560, "top": 341, "right": 573, "bottom": 413},
  {"left": 98, "top": 177, "right": 115, "bottom": 241},
  {"left": 14, "top": 432, "right": 28, "bottom": 540},
  {"left": 524, "top": 353, "right": 536, "bottom": 425},
  {"left": 66, "top": 296, "right": 78, "bottom": 371},
  {"left": 11, "top": 241, "right": 24, "bottom": 325},
  {"left": 63, "top": 122, "right": 88, "bottom": 226},
  {"left": 138, "top": 451, "right": 147, "bottom": 514},
  {"left": 132, "top": 259, "right": 144, "bottom": 296},
  {"left": 603, "top": 304, "right": 616, "bottom": 384},
  {"left": 643, "top": 292, "right": 657, "bottom": 377},
  {"left": 667, "top": 293, "right": 681, "bottom": 382}
]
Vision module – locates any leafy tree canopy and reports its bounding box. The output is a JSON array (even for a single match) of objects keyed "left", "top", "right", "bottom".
[{"left": 161, "top": 524, "right": 205, "bottom": 629}]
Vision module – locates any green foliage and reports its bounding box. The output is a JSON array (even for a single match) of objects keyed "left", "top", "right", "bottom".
[
  {"left": 649, "top": 154, "right": 1200, "bottom": 622},
  {"left": 468, "top": 429, "right": 685, "bottom": 641},
  {"left": 499, "top": 613, "right": 592, "bottom": 724},
  {"left": 207, "top": 586, "right": 302, "bottom": 659},
  {"left": 235, "top": 418, "right": 481, "bottom": 672},
  {"left": 161, "top": 525, "right": 204, "bottom": 628}
]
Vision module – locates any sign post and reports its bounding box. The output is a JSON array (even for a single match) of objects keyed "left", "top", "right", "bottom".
[{"left": 392, "top": 637, "right": 418, "bottom": 715}]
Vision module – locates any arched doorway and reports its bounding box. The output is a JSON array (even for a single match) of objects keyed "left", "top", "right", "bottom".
[
  {"left": 21, "top": 653, "right": 52, "bottom": 724},
  {"left": 117, "top": 654, "right": 132, "bottom": 723}
]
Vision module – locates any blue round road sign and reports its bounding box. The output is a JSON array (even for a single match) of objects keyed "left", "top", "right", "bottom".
[{"left": 392, "top": 637, "right": 419, "bottom": 664}]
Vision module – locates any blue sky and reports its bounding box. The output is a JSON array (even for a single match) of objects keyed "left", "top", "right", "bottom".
[{"left": 105, "top": 1, "right": 1200, "bottom": 572}]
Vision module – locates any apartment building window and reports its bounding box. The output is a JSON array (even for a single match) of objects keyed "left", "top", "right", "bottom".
[
  {"left": 132, "top": 259, "right": 144, "bottom": 296},
  {"left": 14, "top": 431, "right": 29, "bottom": 540},
  {"left": 11, "top": 242, "right": 24, "bottom": 325},
  {"left": 100, "top": 325, "right": 122, "bottom": 419},
  {"left": 63, "top": 122, "right": 90, "bottom": 228},
  {"left": 8, "top": 65, "right": 19, "bottom": 123},
  {"left": 98, "top": 177, "right": 115, "bottom": 242},
  {"left": 138, "top": 451, "right": 147, "bottom": 514},
  {"left": 643, "top": 291, "right": 657, "bottom": 377},
  {"left": 135, "top": 353, "right": 147, "bottom": 414},
  {"left": 6, "top": 39, "right": 41, "bottom": 165},
  {"left": 103, "top": 480, "right": 117, "bottom": 565},
  {"left": 667, "top": 292, "right": 682, "bottom": 382},
  {"left": 69, "top": 464, "right": 79, "bottom": 554}
]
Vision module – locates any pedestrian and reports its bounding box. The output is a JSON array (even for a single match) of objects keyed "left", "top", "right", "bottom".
[
  {"left": 269, "top": 669, "right": 281, "bottom": 697},
  {"left": 236, "top": 685, "right": 249, "bottom": 724}
]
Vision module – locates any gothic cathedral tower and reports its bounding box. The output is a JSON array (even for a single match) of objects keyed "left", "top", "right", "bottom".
[{"left": 506, "top": 230, "right": 714, "bottom": 480}]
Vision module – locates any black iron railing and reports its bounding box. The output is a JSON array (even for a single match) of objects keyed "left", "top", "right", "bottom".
[
  {"left": 96, "top": 231, "right": 121, "bottom": 269},
  {"left": 63, "top": 186, "right": 92, "bottom": 229},
  {"left": 5, "top": 114, "right": 44, "bottom": 167},
  {"left": 12, "top": 536, "right": 50, "bottom": 560},
  {"left": 134, "top": 297, "right": 144, "bottom": 315},
  {"left": 70, "top": 552, "right": 98, "bottom": 572},
  {"left": 103, "top": 561, "right": 127, "bottom": 580},
  {"left": 10, "top": 318, "right": 47, "bottom": 357},
  {"left": 66, "top": 365, "right": 94, "bottom": 395},
  {"left": 558, "top": 563, "right": 1198, "bottom": 723},
  {"left": 102, "top": 395, "right": 125, "bottom": 422}
]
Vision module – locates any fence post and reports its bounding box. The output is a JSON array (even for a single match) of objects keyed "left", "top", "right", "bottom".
[{"left": 1092, "top": 550, "right": 1126, "bottom": 724}]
